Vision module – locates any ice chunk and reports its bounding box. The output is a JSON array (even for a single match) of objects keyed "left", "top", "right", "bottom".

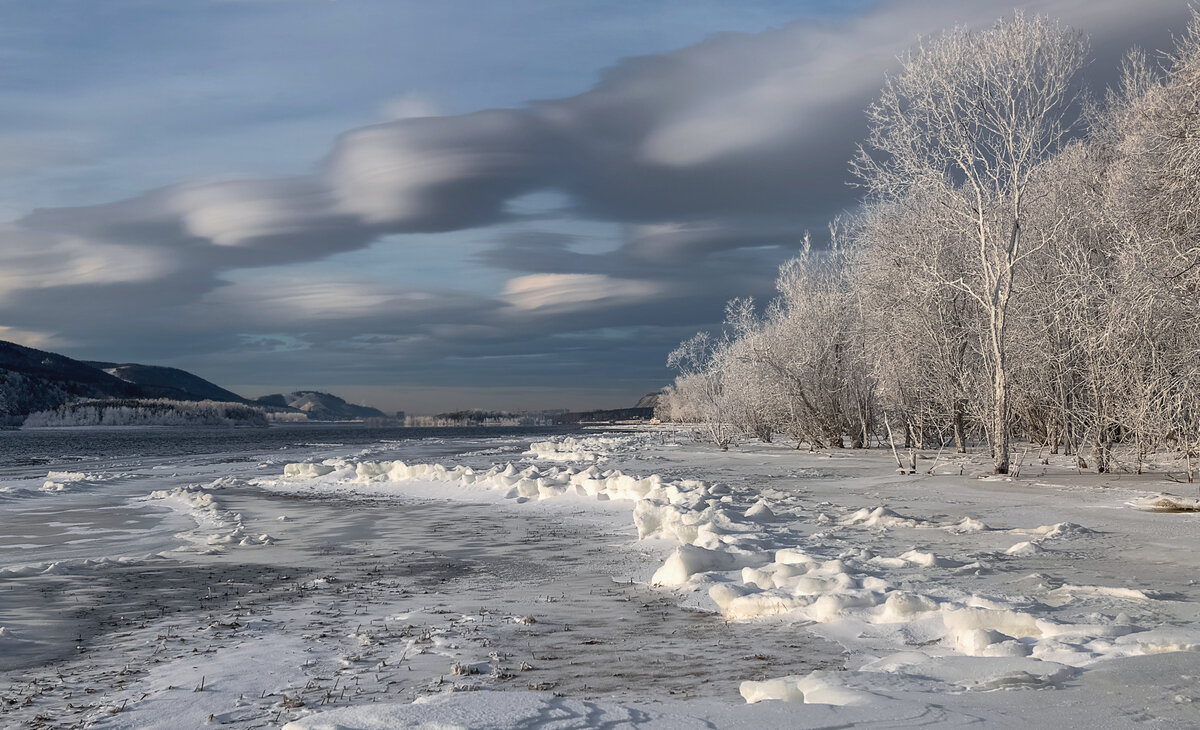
[
  {"left": 875, "top": 591, "right": 940, "bottom": 623},
  {"left": 842, "top": 506, "right": 922, "bottom": 528},
  {"left": 1004, "top": 541, "right": 1043, "bottom": 556},
  {"left": 744, "top": 499, "right": 777, "bottom": 521},
  {"left": 283, "top": 462, "right": 336, "bottom": 478},
  {"left": 945, "top": 517, "right": 989, "bottom": 533},
  {"left": 651, "top": 545, "right": 757, "bottom": 586},
  {"left": 741, "top": 671, "right": 874, "bottom": 706}
]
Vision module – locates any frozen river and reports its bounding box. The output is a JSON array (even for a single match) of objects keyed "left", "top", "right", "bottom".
[
  {"left": 2, "top": 426, "right": 1199, "bottom": 728},
  {"left": 0, "top": 425, "right": 561, "bottom": 577}
]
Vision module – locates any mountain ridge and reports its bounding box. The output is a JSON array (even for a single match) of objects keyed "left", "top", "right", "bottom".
[
  {"left": 85, "top": 361, "right": 249, "bottom": 404},
  {"left": 254, "top": 391, "right": 386, "bottom": 421},
  {"left": 0, "top": 339, "right": 386, "bottom": 425}
]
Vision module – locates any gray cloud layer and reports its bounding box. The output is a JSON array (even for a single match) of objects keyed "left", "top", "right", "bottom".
[{"left": 0, "top": 0, "right": 1189, "bottom": 407}]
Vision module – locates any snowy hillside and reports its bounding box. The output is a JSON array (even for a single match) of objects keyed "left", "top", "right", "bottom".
[
  {"left": 255, "top": 391, "right": 386, "bottom": 421},
  {"left": 86, "top": 362, "right": 248, "bottom": 404}
]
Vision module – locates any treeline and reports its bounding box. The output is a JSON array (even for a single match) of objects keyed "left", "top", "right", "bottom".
[
  {"left": 0, "top": 368, "right": 138, "bottom": 428},
  {"left": 24, "top": 398, "right": 269, "bottom": 427},
  {"left": 555, "top": 407, "right": 656, "bottom": 424},
  {"left": 658, "top": 12, "right": 1200, "bottom": 479},
  {"left": 404, "top": 410, "right": 560, "bottom": 427}
]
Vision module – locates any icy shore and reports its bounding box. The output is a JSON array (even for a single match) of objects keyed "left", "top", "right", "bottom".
[{"left": 2, "top": 427, "right": 1199, "bottom": 728}]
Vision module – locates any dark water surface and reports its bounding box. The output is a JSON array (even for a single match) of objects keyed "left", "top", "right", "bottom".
[{"left": 0, "top": 424, "right": 574, "bottom": 470}]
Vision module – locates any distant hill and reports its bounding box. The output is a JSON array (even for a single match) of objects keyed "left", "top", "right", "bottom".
[
  {"left": 85, "top": 361, "right": 248, "bottom": 404},
  {"left": 0, "top": 338, "right": 391, "bottom": 427},
  {"left": 0, "top": 340, "right": 143, "bottom": 425},
  {"left": 634, "top": 391, "right": 662, "bottom": 409},
  {"left": 254, "top": 391, "right": 386, "bottom": 421},
  {"left": 554, "top": 393, "right": 661, "bottom": 425},
  {"left": 555, "top": 407, "right": 654, "bottom": 424}
]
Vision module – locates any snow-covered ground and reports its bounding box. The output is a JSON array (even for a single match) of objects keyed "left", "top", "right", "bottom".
[{"left": 2, "top": 427, "right": 1198, "bottom": 728}]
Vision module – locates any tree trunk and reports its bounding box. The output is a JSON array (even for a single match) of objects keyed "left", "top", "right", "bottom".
[
  {"left": 952, "top": 399, "right": 966, "bottom": 453},
  {"left": 1095, "top": 436, "right": 1109, "bottom": 474},
  {"left": 992, "top": 347, "right": 1010, "bottom": 474},
  {"left": 884, "top": 416, "right": 905, "bottom": 472}
]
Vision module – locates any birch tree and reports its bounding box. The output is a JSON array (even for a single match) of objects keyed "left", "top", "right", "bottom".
[
  {"left": 855, "top": 194, "right": 980, "bottom": 452},
  {"left": 1101, "top": 16, "right": 1200, "bottom": 479},
  {"left": 853, "top": 12, "right": 1087, "bottom": 473},
  {"left": 665, "top": 332, "right": 738, "bottom": 450}
]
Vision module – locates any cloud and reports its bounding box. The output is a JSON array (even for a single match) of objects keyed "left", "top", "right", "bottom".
[
  {"left": 168, "top": 178, "right": 350, "bottom": 248},
  {"left": 8, "top": 0, "right": 1187, "bottom": 267},
  {"left": 0, "top": 224, "right": 176, "bottom": 298},
  {"left": 500, "top": 273, "right": 664, "bottom": 314},
  {"left": 0, "top": 132, "right": 93, "bottom": 175},
  {"left": 325, "top": 109, "right": 548, "bottom": 229},
  {"left": 198, "top": 276, "right": 495, "bottom": 331},
  {"left": 620, "top": 221, "right": 798, "bottom": 265},
  {"left": 0, "top": 326, "right": 65, "bottom": 351},
  {"left": 205, "top": 280, "right": 405, "bottom": 321}
]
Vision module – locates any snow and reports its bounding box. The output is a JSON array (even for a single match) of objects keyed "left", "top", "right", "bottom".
[
  {"left": 1127, "top": 493, "right": 1200, "bottom": 512},
  {"left": 262, "top": 432, "right": 1200, "bottom": 717},
  {"left": 145, "top": 486, "right": 275, "bottom": 550},
  {"left": 740, "top": 671, "right": 875, "bottom": 706},
  {"left": 1004, "top": 540, "right": 1044, "bottom": 556},
  {"left": 744, "top": 499, "right": 777, "bottom": 521},
  {"left": 523, "top": 434, "right": 646, "bottom": 463},
  {"left": 2, "top": 427, "right": 1200, "bottom": 728},
  {"left": 276, "top": 689, "right": 892, "bottom": 730}
]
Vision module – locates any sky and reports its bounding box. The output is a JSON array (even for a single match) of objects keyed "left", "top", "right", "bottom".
[{"left": 0, "top": 0, "right": 1191, "bottom": 413}]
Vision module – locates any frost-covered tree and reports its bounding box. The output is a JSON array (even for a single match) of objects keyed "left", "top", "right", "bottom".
[
  {"left": 855, "top": 194, "right": 980, "bottom": 452},
  {"left": 853, "top": 12, "right": 1088, "bottom": 473},
  {"left": 775, "top": 227, "right": 874, "bottom": 448},
  {"left": 1008, "top": 140, "right": 1111, "bottom": 465},
  {"left": 665, "top": 332, "right": 738, "bottom": 450},
  {"left": 1098, "top": 18, "right": 1200, "bottom": 479},
  {"left": 23, "top": 398, "right": 269, "bottom": 427},
  {"left": 719, "top": 299, "right": 788, "bottom": 443},
  {"left": 661, "top": 11, "right": 1200, "bottom": 481},
  {"left": 723, "top": 231, "right": 873, "bottom": 449}
]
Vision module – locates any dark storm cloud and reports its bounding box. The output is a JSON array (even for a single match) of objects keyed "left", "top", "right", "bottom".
[{"left": 0, "top": 0, "right": 1191, "bottom": 404}]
